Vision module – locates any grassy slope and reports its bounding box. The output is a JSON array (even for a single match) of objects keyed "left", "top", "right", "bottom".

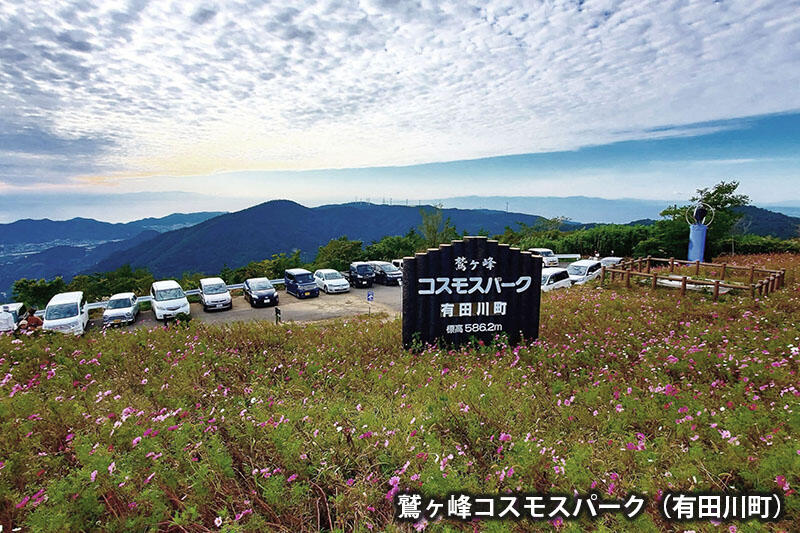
[{"left": 1, "top": 254, "right": 798, "bottom": 532}]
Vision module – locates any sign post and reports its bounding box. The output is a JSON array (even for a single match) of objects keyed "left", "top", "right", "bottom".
[
  {"left": 402, "top": 236, "right": 542, "bottom": 350},
  {"left": 367, "top": 290, "right": 374, "bottom": 316}
]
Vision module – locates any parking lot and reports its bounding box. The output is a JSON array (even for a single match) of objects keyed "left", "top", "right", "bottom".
[{"left": 88, "top": 284, "right": 401, "bottom": 330}]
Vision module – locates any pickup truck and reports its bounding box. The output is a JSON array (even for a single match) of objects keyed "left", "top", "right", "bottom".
[{"left": 342, "top": 261, "right": 375, "bottom": 288}]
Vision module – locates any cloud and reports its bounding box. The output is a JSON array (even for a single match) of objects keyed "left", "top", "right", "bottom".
[{"left": 0, "top": 0, "right": 798, "bottom": 187}]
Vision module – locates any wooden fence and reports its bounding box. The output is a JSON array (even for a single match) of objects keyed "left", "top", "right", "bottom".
[{"left": 600, "top": 256, "right": 786, "bottom": 301}]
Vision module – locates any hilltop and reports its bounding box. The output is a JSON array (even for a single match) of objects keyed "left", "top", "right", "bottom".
[{"left": 91, "top": 201, "right": 550, "bottom": 277}]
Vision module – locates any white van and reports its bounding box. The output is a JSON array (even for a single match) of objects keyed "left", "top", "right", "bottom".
[
  {"left": 529, "top": 248, "right": 559, "bottom": 267},
  {"left": 541, "top": 267, "right": 572, "bottom": 292},
  {"left": 43, "top": 291, "right": 89, "bottom": 335},
  {"left": 567, "top": 259, "right": 603, "bottom": 285},
  {"left": 199, "top": 277, "right": 232, "bottom": 311},
  {"left": 150, "top": 280, "right": 190, "bottom": 320}
]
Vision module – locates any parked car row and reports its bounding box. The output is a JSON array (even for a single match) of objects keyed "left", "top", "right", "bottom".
[{"left": 8, "top": 255, "right": 616, "bottom": 336}]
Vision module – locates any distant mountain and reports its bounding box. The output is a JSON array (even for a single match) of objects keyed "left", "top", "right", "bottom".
[
  {"left": 0, "top": 212, "right": 224, "bottom": 245},
  {"left": 0, "top": 230, "right": 160, "bottom": 301},
  {"left": 93, "top": 200, "right": 549, "bottom": 277},
  {"left": 434, "top": 196, "right": 667, "bottom": 224},
  {"left": 733, "top": 206, "right": 800, "bottom": 239}
]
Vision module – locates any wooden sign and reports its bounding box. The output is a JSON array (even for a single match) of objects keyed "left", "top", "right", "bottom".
[{"left": 402, "top": 236, "right": 542, "bottom": 349}]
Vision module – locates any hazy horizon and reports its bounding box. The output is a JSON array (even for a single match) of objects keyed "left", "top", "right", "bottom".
[{"left": 2, "top": 1, "right": 799, "bottom": 213}]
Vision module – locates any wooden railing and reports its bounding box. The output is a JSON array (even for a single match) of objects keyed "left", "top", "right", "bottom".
[{"left": 600, "top": 256, "right": 786, "bottom": 301}]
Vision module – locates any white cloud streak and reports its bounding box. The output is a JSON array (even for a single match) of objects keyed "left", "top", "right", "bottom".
[{"left": 0, "top": 0, "right": 799, "bottom": 185}]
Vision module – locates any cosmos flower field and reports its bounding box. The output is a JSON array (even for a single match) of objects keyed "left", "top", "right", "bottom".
[{"left": 1, "top": 254, "right": 798, "bottom": 532}]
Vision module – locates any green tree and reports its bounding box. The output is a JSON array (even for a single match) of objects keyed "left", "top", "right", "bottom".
[
  {"left": 639, "top": 180, "right": 750, "bottom": 258},
  {"left": 418, "top": 205, "right": 458, "bottom": 248},
  {"left": 365, "top": 230, "right": 425, "bottom": 261},
  {"left": 312, "top": 237, "right": 364, "bottom": 272},
  {"left": 12, "top": 277, "right": 68, "bottom": 308}
]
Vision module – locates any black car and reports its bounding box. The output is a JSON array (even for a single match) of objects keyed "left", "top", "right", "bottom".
[
  {"left": 243, "top": 277, "right": 279, "bottom": 307},
  {"left": 369, "top": 261, "right": 402, "bottom": 285},
  {"left": 348, "top": 262, "right": 375, "bottom": 288}
]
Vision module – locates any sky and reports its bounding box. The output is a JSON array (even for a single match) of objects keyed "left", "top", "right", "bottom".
[{"left": 1, "top": 0, "right": 799, "bottom": 221}]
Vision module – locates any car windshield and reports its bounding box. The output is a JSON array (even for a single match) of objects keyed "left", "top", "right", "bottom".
[
  {"left": 382, "top": 264, "right": 399, "bottom": 273},
  {"left": 295, "top": 273, "right": 314, "bottom": 284},
  {"left": 540, "top": 275, "right": 549, "bottom": 285},
  {"left": 539, "top": 250, "right": 554, "bottom": 257},
  {"left": 250, "top": 280, "right": 273, "bottom": 291},
  {"left": 107, "top": 298, "right": 132, "bottom": 309},
  {"left": 155, "top": 288, "right": 184, "bottom": 301},
  {"left": 356, "top": 265, "right": 373, "bottom": 275},
  {"left": 203, "top": 283, "right": 227, "bottom": 295},
  {"left": 324, "top": 272, "right": 343, "bottom": 280},
  {"left": 45, "top": 303, "right": 78, "bottom": 320},
  {"left": 567, "top": 265, "right": 587, "bottom": 276}
]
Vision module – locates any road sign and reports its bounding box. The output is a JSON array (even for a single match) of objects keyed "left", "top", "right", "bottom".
[
  {"left": 366, "top": 290, "right": 374, "bottom": 302},
  {"left": 275, "top": 307, "right": 281, "bottom": 324},
  {"left": 402, "top": 236, "right": 541, "bottom": 350}
]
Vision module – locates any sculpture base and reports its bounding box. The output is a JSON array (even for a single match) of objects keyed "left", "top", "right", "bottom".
[{"left": 688, "top": 224, "right": 708, "bottom": 262}]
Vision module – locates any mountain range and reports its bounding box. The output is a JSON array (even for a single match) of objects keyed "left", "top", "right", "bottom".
[
  {"left": 91, "top": 201, "right": 550, "bottom": 277},
  {"left": 1, "top": 199, "right": 797, "bottom": 302}
]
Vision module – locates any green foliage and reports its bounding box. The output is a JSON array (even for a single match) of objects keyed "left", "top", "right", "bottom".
[
  {"left": 364, "top": 230, "right": 425, "bottom": 261},
  {"left": 221, "top": 251, "right": 303, "bottom": 283},
  {"left": 418, "top": 205, "right": 459, "bottom": 248},
  {"left": 11, "top": 276, "right": 67, "bottom": 308},
  {"left": 312, "top": 236, "right": 364, "bottom": 272}
]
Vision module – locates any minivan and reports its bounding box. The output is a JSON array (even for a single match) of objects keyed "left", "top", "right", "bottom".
[
  {"left": 285, "top": 268, "right": 319, "bottom": 299},
  {"left": 199, "top": 277, "right": 232, "bottom": 311},
  {"left": 541, "top": 267, "right": 572, "bottom": 292},
  {"left": 348, "top": 262, "right": 375, "bottom": 288},
  {"left": 150, "top": 280, "right": 190, "bottom": 320},
  {"left": 368, "top": 261, "right": 402, "bottom": 285},
  {"left": 43, "top": 291, "right": 89, "bottom": 335},
  {"left": 529, "top": 248, "right": 559, "bottom": 267},
  {"left": 567, "top": 259, "right": 603, "bottom": 285}
]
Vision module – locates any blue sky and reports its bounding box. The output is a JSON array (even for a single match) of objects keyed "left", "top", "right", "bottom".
[{"left": 1, "top": 1, "right": 799, "bottom": 221}]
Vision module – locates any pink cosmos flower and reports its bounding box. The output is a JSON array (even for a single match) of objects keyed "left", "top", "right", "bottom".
[{"left": 90, "top": 470, "right": 97, "bottom": 482}]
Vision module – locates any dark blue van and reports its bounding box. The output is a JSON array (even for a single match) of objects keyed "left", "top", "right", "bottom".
[{"left": 284, "top": 268, "right": 319, "bottom": 299}]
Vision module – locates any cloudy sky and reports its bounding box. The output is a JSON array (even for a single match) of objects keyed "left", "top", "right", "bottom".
[{"left": 1, "top": 0, "right": 799, "bottom": 220}]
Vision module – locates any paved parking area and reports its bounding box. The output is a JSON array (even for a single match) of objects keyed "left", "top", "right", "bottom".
[{"left": 89, "top": 284, "right": 401, "bottom": 330}]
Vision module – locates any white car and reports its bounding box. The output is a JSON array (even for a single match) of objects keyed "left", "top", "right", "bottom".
[
  {"left": 199, "top": 277, "right": 232, "bottom": 311},
  {"left": 600, "top": 257, "right": 623, "bottom": 267},
  {"left": 103, "top": 292, "right": 139, "bottom": 326},
  {"left": 150, "top": 280, "right": 190, "bottom": 320},
  {"left": 529, "top": 248, "right": 559, "bottom": 267},
  {"left": 314, "top": 269, "right": 350, "bottom": 294},
  {"left": 0, "top": 303, "right": 27, "bottom": 332},
  {"left": 567, "top": 259, "right": 603, "bottom": 285},
  {"left": 43, "top": 291, "right": 89, "bottom": 335},
  {"left": 541, "top": 267, "right": 572, "bottom": 292}
]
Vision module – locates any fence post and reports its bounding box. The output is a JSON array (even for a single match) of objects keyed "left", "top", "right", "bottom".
[
  {"left": 651, "top": 273, "right": 657, "bottom": 290},
  {"left": 749, "top": 266, "right": 755, "bottom": 284},
  {"left": 670, "top": 257, "right": 675, "bottom": 273},
  {"left": 721, "top": 263, "right": 727, "bottom": 280},
  {"left": 749, "top": 283, "right": 755, "bottom": 299},
  {"left": 780, "top": 269, "right": 786, "bottom": 289},
  {"left": 713, "top": 280, "right": 720, "bottom": 302},
  {"left": 601, "top": 266, "right": 605, "bottom": 286},
  {"left": 646, "top": 256, "right": 652, "bottom": 273},
  {"left": 695, "top": 260, "right": 700, "bottom": 276},
  {"left": 680, "top": 276, "right": 687, "bottom": 298},
  {"left": 626, "top": 270, "right": 631, "bottom": 288}
]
